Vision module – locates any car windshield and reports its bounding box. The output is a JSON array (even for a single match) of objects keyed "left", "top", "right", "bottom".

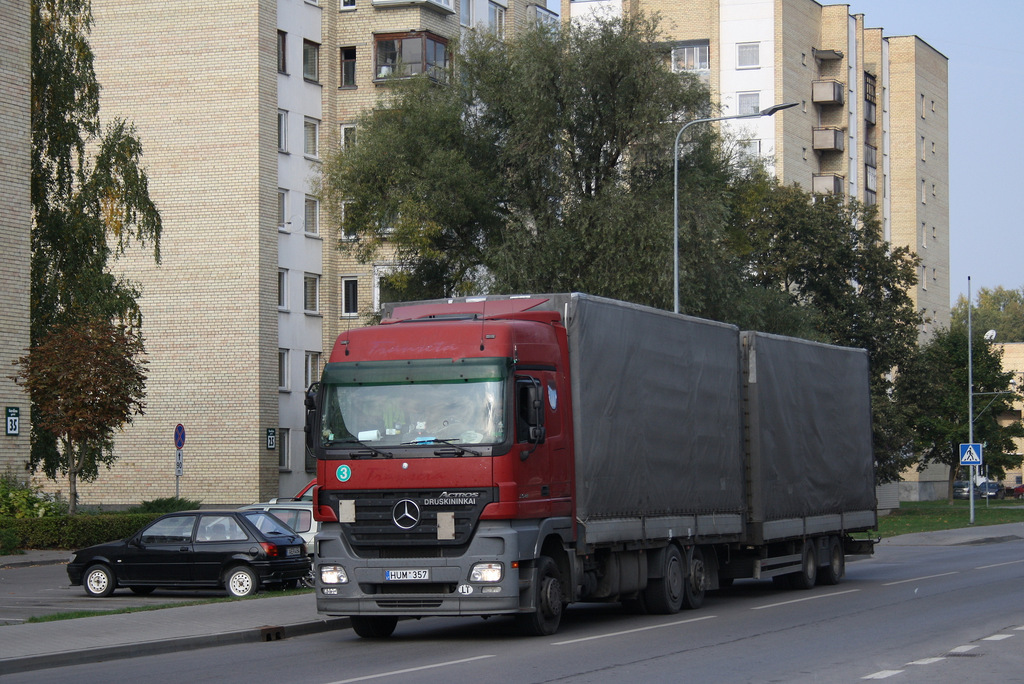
[
  {"left": 319, "top": 358, "right": 507, "bottom": 449},
  {"left": 244, "top": 511, "right": 299, "bottom": 537}
]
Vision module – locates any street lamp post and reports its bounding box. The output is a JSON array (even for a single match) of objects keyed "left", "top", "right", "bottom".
[{"left": 672, "top": 101, "right": 798, "bottom": 314}]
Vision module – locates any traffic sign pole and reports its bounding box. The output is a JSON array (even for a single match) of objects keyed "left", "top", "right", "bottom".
[{"left": 174, "top": 425, "right": 186, "bottom": 498}]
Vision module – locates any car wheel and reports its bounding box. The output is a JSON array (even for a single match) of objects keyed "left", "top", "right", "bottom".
[
  {"left": 83, "top": 564, "right": 116, "bottom": 597},
  {"left": 224, "top": 565, "right": 259, "bottom": 597},
  {"left": 130, "top": 586, "right": 156, "bottom": 596}
]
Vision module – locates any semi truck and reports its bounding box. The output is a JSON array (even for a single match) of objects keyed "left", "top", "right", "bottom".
[{"left": 307, "top": 293, "right": 876, "bottom": 637}]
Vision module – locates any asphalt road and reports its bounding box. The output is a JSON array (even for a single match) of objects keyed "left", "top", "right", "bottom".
[{"left": 4, "top": 534, "right": 1023, "bottom": 683}]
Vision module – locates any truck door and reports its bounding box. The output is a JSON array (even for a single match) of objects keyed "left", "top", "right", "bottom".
[{"left": 515, "top": 373, "right": 571, "bottom": 511}]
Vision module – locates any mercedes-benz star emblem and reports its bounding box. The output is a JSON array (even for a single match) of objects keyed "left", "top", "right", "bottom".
[{"left": 392, "top": 499, "right": 421, "bottom": 529}]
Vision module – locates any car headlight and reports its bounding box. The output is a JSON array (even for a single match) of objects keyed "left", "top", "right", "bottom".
[
  {"left": 469, "top": 562, "right": 503, "bottom": 583},
  {"left": 320, "top": 564, "right": 349, "bottom": 584}
]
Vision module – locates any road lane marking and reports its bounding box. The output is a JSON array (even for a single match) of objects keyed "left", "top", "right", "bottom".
[
  {"left": 750, "top": 589, "right": 859, "bottom": 610},
  {"left": 983, "top": 634, "right": 1014, "bottom": 641},
  {"left": 907, "top": 657, "right": 944, "bottom": 665},
  {"left": 863, "top": 670, "right": 904, "bottom": 679},
  {"left": 325, "top": 655, "right": 495, "bottom": 683},
  {"left": 882, "top": 571, "right": 958, "bottom": 586},
  {"left": 552, "top": 615, "right": 717, "bottom": 645},
  {"left": 949, "top": 645, "right": 977, "bottom": 653},
  {"left": 975, "top": 559, "right": 1024, "bottom": 570}
]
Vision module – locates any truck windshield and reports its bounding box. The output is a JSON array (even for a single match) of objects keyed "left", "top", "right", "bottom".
[{"left": 319, "top": 358, "right": 507, "bottom": 449}]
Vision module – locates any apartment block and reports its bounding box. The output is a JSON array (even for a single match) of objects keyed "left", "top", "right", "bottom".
[
  {"left": 0, "top": 0, "right": 32, "bottom": 481},
  {"left": 566, "top": 0, "right": 950, "bottom": 331}
]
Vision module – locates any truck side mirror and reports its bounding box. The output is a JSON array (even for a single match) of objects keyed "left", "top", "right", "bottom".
[
  {"left": 305, "top": 382, "right": 319, "bottom": 450},
  {"left": 517, "top": 377, "right": 546, "bottom": 445}
]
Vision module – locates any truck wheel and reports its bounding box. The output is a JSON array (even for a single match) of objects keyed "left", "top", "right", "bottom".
[
  {"left": 683, "top": 546, "right": 708, "bottom": 610},
  {"left": 83, "top": 564, "right": 116, "bottom": 597},
  {"left": 818, "top": 537, "right": 844, "bottom": 586},
  {"left": 516, "top": 556, "right": 563, "bottom": 636},
  {"left": 790, "top": 540, "right": 817, "bottom": 590},
  {"left": 645, "top": 544, "right": 684, "bottom": 614},
  {"left": 351, "top": 616, "right": 398, "bottom": 638}
]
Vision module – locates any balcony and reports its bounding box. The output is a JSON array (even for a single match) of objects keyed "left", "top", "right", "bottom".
[
  {"left": 812, "top": 80, "right": 844, "bottom": 106},
  {"left": 812, "top": 127, "right": 845, "bottom": 152},
  {"left": 812, "top": 173, "right": 844, "bottom": 195},
  {"left": 372, "top": 0, "right": 454, "bottom": 13}
]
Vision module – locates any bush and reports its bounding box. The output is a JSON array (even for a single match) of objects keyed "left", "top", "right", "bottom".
[
  {"left": 0, "top": 528, "right": 20, "bottom": 554},
  {"left": 127, "top": 497, "right": 202, "bottom": 514},
  {"left": 0, "top": 512, "right": 161, "bottom": 550},
  {"left": 0, "top": 474, "right": 67, "bottom": 518}
]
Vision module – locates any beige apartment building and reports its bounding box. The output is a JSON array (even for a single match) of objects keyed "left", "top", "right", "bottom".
[
  {"left": 567, "top": 0, "right": 950, "bottom": 332},
  {"left": 0, "top": 0, "right": 32, "bottom": 481}
]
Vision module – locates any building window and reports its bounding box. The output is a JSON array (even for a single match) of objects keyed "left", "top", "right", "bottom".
[
  {"left": 738, "top": 139, "right": 760, "bottom": 161},
  {"left": 303, "top": 40, "right": 320, "bottom": 82},
  {"left": 341, "top": 47, "right": 357, "bottom": 88},
  {"left": 672, "top": 44, "right": 709, "bottom": 72},
  {"left": 304, "top": 118, "right": 319, "bottom": 158},
  {"left": 737, "top": 91, "right": 760, "bottom": 116},
  {"left": 737, "top": 42, "right": 759, "bottom": 69},
  {"left": 460, "top": 0, "right": 472, "bottom": 26},
  {"left": 921, "top": 179, "right": 927, "bottom": 204},
  {"left": 279, "top": 428, "right": 290, "bottom": 470},
  {"left": 341, "top": 0, "right": 355, "bottom": 7},
  {"left": 339, "top": 201, "right": 356, "bottom": 241},
  {"left": 278, "top": 110, "right": 288, "bottom": 151},
  {"left": 342, "top": 277, "right": 359, "bottom": 317},
  {"left": 279, "top": 349, "right": 289, "bottom": 390},
  {"left": 375, "top": 33, "right": 449, "bottom": 82},
  {"left": 278, "top": 268, "right": 288, "bottom": 309},
  {"left": 341, "top": 124, "right": 357, "bottom": 149},
  {"left": 278, "top": 189, "right": 287, "bottom": 229},
  {"left": 488, "top": 2, "right": 505, "bottom": 39},
  {"left": 278, "top": 31, "right": 287, "bottom": 73},
  {"left": 304, "top": 273, "right": 320, "bottom": 313},
  {"left": 373, "top": 265, "right": 401, "bottom": 311},
  {"left": 304, "top": 196, "right": 319, "bottom": 235},
  {"left": 304, "top": 352, "right": 321, "bottom": 388}
]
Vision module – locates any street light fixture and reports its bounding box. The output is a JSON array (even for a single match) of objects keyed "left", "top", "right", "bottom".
[{"left": 672, "top": 101, "right": 798, "bottom": 314}]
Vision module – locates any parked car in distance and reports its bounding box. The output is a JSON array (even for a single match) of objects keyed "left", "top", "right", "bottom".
[
  {"left": 67, "top": 510, "right": 309, "bottom": 598},
  {"left": 240, "top": 501, "right": 317, "bottom": 548},
  {"left": 976, "top": 482, "right": 1005, "bottom": 499},
  {"left": 953, "top": 481, "right": 971, "bottom": 499},
  {"left": 1012, "top": 484, "right": 1024, "bottom": 499},
  {"left": 269, "top": 479, "right": 315, "bottom": 504}
]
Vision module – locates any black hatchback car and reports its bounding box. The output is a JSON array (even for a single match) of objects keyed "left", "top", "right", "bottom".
[{"left": 67, "top": 510, "right": 309, "bottom": 598}]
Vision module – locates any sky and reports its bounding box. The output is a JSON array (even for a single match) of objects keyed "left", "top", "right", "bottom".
[{"left": 843, "top": 1, "right": 1024, "bottom": 306}]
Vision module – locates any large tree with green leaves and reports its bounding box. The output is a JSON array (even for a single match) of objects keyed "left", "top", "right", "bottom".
[
  {"left": 28, "top": 0, "right": 161, "bottom": 504},
  {"left": 950, "top": 286, "right": 1024, "bottom": 343},
  {"left": 322, "top": 12, "right": 741, "bottom": 313},
  {"left": 896, "top": 326, "right": 1024, "bottom": 500}
]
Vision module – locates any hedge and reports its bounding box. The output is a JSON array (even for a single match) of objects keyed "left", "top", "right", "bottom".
[{"left": 1, "top": 513, "right": 162, "bottom": 551}]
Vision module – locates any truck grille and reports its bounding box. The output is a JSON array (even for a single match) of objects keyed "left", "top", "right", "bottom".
[{"left": 320, "top": 488, "right": 495, "bottom": 549}]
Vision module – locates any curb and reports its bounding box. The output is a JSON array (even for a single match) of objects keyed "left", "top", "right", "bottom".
[{"left": 0, "top": 617, "right": 351, "bottom": 676}]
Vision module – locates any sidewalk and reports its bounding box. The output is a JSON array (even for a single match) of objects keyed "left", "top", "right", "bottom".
[
  {"left": 0, "top": 550, "right": 348, "bottom": 676},
  {"left": 3, "top": 522, "right": 1024, "bottom": 675}
]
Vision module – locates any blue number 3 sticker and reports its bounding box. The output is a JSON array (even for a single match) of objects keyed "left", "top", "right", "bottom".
[{"left": 336, "top": 465, "right": 352, "bottom": 482}]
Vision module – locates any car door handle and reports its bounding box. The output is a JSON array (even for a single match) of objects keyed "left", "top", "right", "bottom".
[{"left": 179, "top": 546, "right": 189, "bottom": 552}]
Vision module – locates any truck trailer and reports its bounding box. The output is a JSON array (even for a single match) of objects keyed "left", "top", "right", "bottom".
[{"left": 308, "top": 294, "right": 876, "bottom": 637}]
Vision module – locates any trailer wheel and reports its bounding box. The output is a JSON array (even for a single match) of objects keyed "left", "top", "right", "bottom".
[
  {"left": 682, "top": 546, "right": 708, "bottom": 610},
  {"left": 818, "top": 537, "right": 844, "bottom": 585},
  {"left": 516, "top": 556, "right": 563, "bottom": 636},
  {"left": 351, "top": 616, "right": 398, "bottom": 639},
  {"left": 790, "top": 540, "right": 817, "bottom": 590},
  {"left": 645, "top": 544, "right": 684, "bottom": 614}
]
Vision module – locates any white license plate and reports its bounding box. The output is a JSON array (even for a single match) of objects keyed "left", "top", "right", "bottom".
[
  {"left": 384, "top": 569, "right": 429, "bottom": 581},
  {"left": 286, "top": 546, "right": 301, "bottom": 557}
]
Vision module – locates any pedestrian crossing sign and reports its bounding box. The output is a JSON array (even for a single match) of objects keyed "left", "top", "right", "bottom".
[{"left": 959, "top": 443, "right": 983, "bottom": 466}]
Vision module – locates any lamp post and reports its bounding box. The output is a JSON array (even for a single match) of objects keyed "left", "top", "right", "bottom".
[{"left": 672, "top": 101, "right": 798, "bottom": 314}]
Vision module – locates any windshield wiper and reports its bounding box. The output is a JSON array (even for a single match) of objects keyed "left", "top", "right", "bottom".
[
  {"left": 402, "top": 437, "right": 482, "bottom": 457},
  {"left": 325, "top": 438, "right": 393, "bottom": 459}
]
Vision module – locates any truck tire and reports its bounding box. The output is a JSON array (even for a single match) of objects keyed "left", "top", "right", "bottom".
[
  {"left": 818, "top": 536, "right": 844, "bottom": 585},
  {"left": 351, "top": 616, "right": 398, "bottom": 638},
  {"left": 790, "top": 540, "right": 817, "bottom": 590},
  {"left": 682, "top": 546, "right": 708, "bottom": 610},
  {"left": 516, "top": 556, "right": 563, "bottom": 636},
  {"left": 645, "top": 544, "right": 684, "bottom": 614}
]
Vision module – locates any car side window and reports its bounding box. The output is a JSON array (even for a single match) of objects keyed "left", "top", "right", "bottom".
[
  {"left": 269, "top": 508, "right": 311, "bottom": 533},
  {"left": 196, "top": 515, "right": 249, "bottom": 542},
  {"left": 141, "top": 515, "right": 197, "bottom": 544}
]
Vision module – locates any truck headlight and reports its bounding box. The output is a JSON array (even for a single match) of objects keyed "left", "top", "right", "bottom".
[
  {"left": 469, "top": 562, "right": 503, "bottom": 582},
  {"left": 320, "top": 564, "right": 349, "bottom": 584}
]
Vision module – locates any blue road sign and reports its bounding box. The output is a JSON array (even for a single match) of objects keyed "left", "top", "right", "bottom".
[
  {"left": 959, "top": 443, "right": 982, "bottom": 466},
  {"left": 174, "top": 424, "right": 186, "bottom": 450}
]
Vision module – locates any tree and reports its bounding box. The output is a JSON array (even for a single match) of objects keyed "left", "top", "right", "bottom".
[
  {"left": 322, "top": 13, "right": 735, "bottom": 312},
  {"left": 896, "top": 326, "right": 1024, "bottom": 501},
  {"left": 14, "top": 318, "right": 147, "bottom": 514},
  {"left": 728, "top": 172, "right": 923, "bottom": 482},
  {"left": 950, "top": 286, "right": 1024, "bottom": 343},
  {"left": 29, "top": 0, "right": 161, "bottom": 501}
]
